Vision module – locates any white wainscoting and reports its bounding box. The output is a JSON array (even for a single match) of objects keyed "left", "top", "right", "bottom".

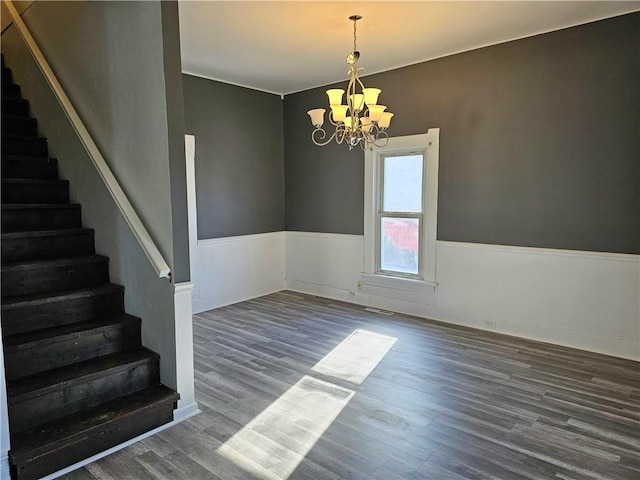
[
  {"left": 286, "top": 232, "right": 364, "bottom": 295},
  {"left": 285, "top": 232, "right": 640, "bottom": 361},
  {"left": 185, "top": 134, "right": 285, "bottom": 314},
  {"left": 172, "top": 281, "right": 198, "bottom": 418},
  {"left": 191, "top": 232, "right": 286, "bottom": 314}
]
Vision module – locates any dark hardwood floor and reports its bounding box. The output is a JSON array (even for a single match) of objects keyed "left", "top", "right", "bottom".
[{"left": 61, "top": 291, "right": 640, "bottom": 480}]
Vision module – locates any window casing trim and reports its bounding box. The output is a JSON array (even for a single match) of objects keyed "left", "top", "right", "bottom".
[{"left": 363, "top": 129, "right": 439, "bottom": 292}]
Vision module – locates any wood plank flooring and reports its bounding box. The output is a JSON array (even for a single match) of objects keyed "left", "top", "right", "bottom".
[{"left": 61, "top": 291, "right": 640, "bottom": 480}]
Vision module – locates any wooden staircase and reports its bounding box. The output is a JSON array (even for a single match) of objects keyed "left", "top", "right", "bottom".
[{"left": 1, "top": 54, "right": 179, "bottom": 480}]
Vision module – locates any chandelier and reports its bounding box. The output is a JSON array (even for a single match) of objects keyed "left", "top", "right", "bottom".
[{"left": 307, "top": 15, "right": 393, "bottom": 151}]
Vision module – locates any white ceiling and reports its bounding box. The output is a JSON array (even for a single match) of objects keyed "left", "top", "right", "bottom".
[{"left": 178, "top": 1, "right": 640, "bottom": 96}]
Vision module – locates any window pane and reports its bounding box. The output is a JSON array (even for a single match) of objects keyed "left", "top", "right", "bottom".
[
  {"left": 380, "top": 217, "right": 419, "bottom": 275},
  {"left": 383, "top": 154, "right": 423, "bottom": 212}
]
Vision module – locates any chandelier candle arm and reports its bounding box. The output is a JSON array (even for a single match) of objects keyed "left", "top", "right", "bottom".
[{"left": 308, "top": 15, "right": 394, "bottom": 151}]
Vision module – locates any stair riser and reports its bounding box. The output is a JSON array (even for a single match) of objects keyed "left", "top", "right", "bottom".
[
  {"left": 1, "top": 206, "right": 82, "bottom": 232},
  {"left": 1, "top": 290, "right": 124, "bottom": 336},
  {"left": 2, "top": 68, "right": 12, "bottom": 83},
  {"left": 2, "top": 84, "right": 21, "bottom": 99},
  {"left": 2, "top": 182, "right": 69, "bottom": 204},
  {"left": 1, "top": 260, "right": 109, "bottom": 297},
  {"left": 10, "top": 396, "right": 176, "bottom": 480},
  {"left": 2, "top": 116, "right": 37, "bottom": 136},
  {"left": 1, "top": 158, "right": 58, "bottom": 179},
  {"left": 4, "top": 322, "right": 141, "bottom": 381},
  {"left": 2, "top": 137, "right": 47, "bottom": 156},
  {"left": 9, "top": 359, "right": 158, "bottom": 433},
  {"left": 1, "top": 100, "right": 29, "bottom": 117},
  {"left": 2, "top": 232, "right": 95, "bottom": 263}
]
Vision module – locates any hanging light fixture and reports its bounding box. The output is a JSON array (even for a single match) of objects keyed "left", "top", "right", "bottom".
[{"left": 307, "top": 15, "right": 393, "bottom": 151}]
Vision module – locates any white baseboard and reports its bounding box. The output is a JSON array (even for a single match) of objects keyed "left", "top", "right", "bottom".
[
  {"left": 173, "top": 400, "right": 201, "bottom": 423},
  {"left": 41, "top": 402, "right": 200, "bottom": 480}
]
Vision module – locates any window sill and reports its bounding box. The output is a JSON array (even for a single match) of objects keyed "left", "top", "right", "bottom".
[{"left": 359, "top": 273, "right": 437, "bottom": 296}]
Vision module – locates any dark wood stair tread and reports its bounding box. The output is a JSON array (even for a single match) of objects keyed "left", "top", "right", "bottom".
[
  {"left": 1, "top": 228, "right": 93, "bottom": 241},
  {"left": 1, "top": 178, "right": 68, "bottom": 186},
  {"left": 1, "top": 98, "right": 27, "bottom": 106},
  {"left": 2, "top": 154, "right": 54, "bottom": 163},
  {"left": 1, "top": 84, "right": 21, "bottom": 96},
  {"left": 7, "top": 347, "right": 156, "bottom": 402},
  {"left": 1, "top": 132, "right": 42, "bottom": 140},
  {"left": 1, "top": 254, "right": 108, "bottom": 273},
  {"left": 2, "top": 203, "right": 79, "bottom": 210},
  {"left": 1, "top": 113, "right": 33, "bottom": 121},
  {"left": 2, "top": 313, "right": 140, "bottom": 348},
  {"left": 1, "top": 283, "right": 123, "bottom": 308},
  {"left": 1, "top": 114, "right": 36, "bottom": 126},
  {"left": 1, "top": 132, "right": 43, "bottom": 141},
  {"left": 9, "top": 384, "right": 179, "bottom": 462}
]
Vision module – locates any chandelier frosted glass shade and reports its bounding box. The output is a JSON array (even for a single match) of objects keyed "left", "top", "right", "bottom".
[{"left": 307, "top": 16, "right": 393, "bottom": 151}]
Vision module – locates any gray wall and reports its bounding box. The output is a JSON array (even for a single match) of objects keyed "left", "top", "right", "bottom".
[
  {"left": 161, "top": 1, "right": 190, "bottom": 283},
  {"left": 1, "top": 1, "right": 190, "bottom": 387},
  {"left": 284, "top": 13, "right": 640, "bottom": 254},
  {"left": 183, "top": 74, "right": 285, "bottom": 239}
]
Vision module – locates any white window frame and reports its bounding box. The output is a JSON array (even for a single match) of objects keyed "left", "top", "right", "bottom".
[{"left": 362, "top": 128, "right": 439, "bottom": 295}]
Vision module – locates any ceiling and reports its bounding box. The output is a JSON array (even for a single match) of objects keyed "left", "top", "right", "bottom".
[{"left": 178, "top": 1, "right": 640, "bottom": 96}]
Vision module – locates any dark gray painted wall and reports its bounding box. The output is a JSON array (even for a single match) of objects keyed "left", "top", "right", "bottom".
[
  {"left": 284, "top": 13, "right": 640, "bottom": 254},
  {"left": 161, "top": 1, "right": 190, "bottom": 283},
  {"left": 183, "top": 74, "right": 285, "bottom": 239},
  {"left": 284, "top": 89, "right": 365, "bottom": 235},
  {"left": 1, "top": 1, "right": 189, "bottom": 387}
]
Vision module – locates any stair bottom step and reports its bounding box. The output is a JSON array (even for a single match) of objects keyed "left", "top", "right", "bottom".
[{"left": 9, "top": 384, "right": 179, "bottom": 480}]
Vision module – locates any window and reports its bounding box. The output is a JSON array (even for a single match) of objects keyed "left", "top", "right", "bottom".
[
  {"left": 362, "top": 129, "right": 439, "bottom": 295},
  {"left": 378, "top": 153, "right": 423, "bottom": 277}
]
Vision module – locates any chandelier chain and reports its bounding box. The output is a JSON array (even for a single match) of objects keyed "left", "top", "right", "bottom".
[{"left": 353, "top": 17, "right": 357, "bottom": 52}]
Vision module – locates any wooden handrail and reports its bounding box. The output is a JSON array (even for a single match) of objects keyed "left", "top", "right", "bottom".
[{"left": 4, "top": 0, "right": 171, "bottom": 279}]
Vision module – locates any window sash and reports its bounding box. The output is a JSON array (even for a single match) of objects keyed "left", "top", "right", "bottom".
[
  {"left": 377, "top": 152, "right": 425, "bottom": 279},
  {"left": 379, "top": 153, "right": 425, "bottom": 215},
  {"left": 376, "top": 213, "right": 423, "bottom": 278}
]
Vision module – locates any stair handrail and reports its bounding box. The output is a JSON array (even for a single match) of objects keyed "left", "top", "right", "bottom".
[{"left": 4, "top": 0, "right": 171, "bottom": 280}]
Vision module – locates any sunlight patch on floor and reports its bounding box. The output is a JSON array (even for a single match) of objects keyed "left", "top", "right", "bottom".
[
  {"left": 216, "top": 328, "right": 397, "bottom": 479},
  {"left": 217, "top": 376, "right": 354, "bottom": 479},
  {"left": 311, "top": 329, "right": 397, "bottom": 384}
]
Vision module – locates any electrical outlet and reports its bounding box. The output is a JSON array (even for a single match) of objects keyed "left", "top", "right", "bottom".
[
  {"left": 484, "top": 320, "right": 496, "bottom": 330},
  {"left": 349, "top": 291, "right": 356, "bottom": 297}
]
